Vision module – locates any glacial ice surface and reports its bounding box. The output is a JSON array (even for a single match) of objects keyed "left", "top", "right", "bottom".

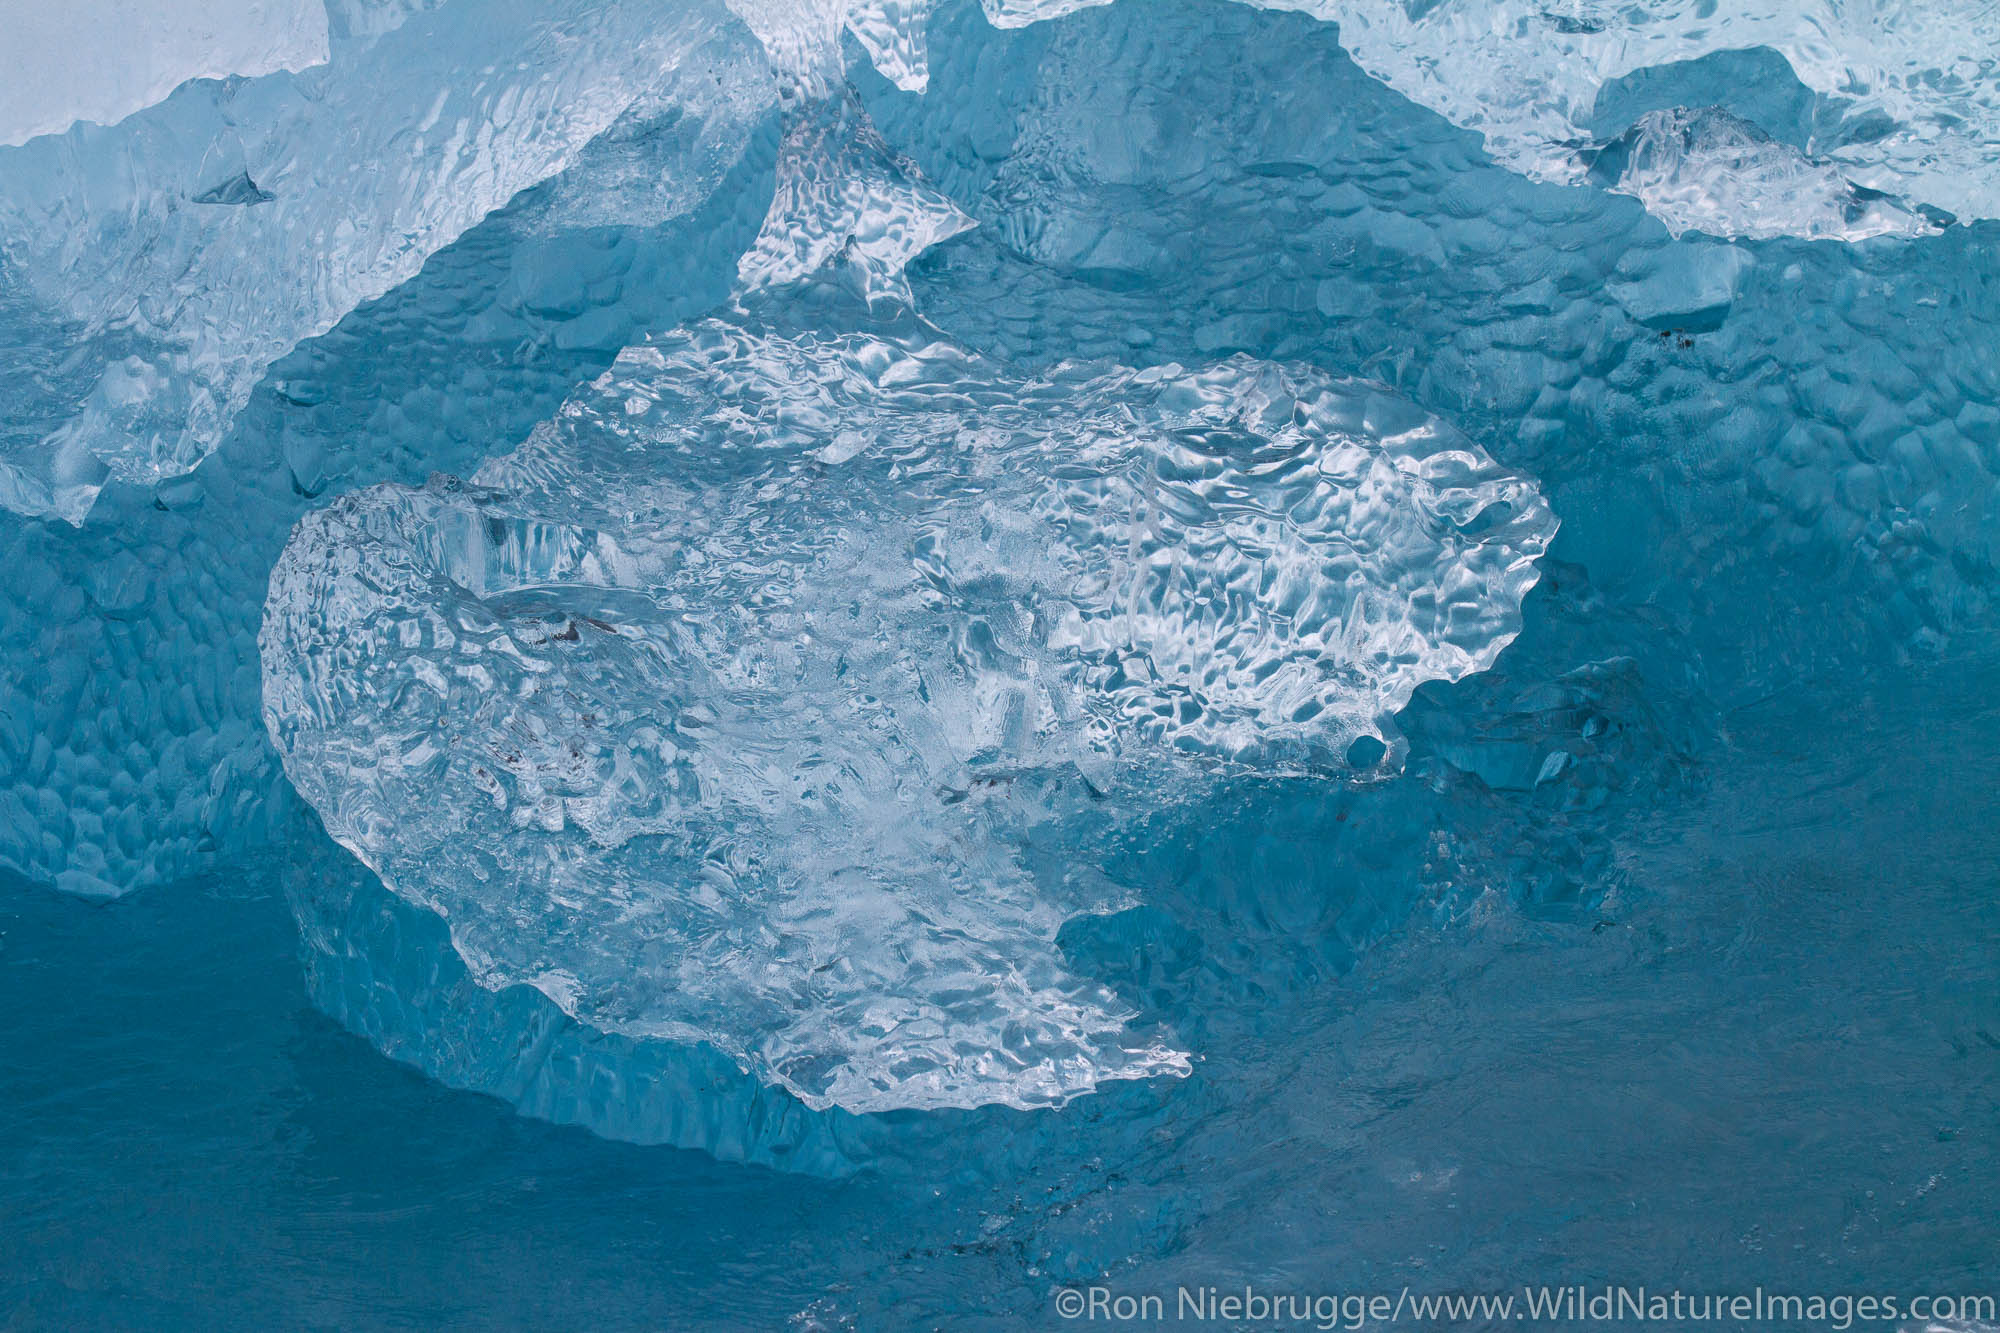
[
  {"left": 0, "top": 0, "right": 330, "bottom": 147},
  {"left": 1, "top": 0, "right": 1992, "bottom": 523},
  {"left": 1255, "top": 0, "right": 2000, "bottom": 229},
  {"left": 2, "top": 0, "right": 1999, "bottom": 1308},
  {"left": 260, "top": 291, "right": 1553, "bottom": 1112},
  {"left": 0, "top": 41, "right": 784, "bottom": 897},
  {"left": 0, "top": 0, "right": 771, "bottom": 521},
  {"left": 286, "top": 838, "right": 870, "bottom": 1170},
  {"left": 1590, "top": 106, "right": 1938, "bottom": 243},
  {"left": 4, "top": 0, "right": 1997, "bottom": 1151},
  {"left": 976, "top": 0, "right": 1998, "bottom": 234}
]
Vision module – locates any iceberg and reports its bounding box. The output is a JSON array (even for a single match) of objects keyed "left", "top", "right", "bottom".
[
  {"left": 260, "top": 288, "right": 1553, "bottom": 1111},
  {"left": 0, "top": 0, "right": 1994, "bottom": 1258}
]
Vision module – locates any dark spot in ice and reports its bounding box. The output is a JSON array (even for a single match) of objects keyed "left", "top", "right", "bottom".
[
  {"left": 1544, "top": 10, "right": 1605, "bottom": 34},
  {"left": 192, "top": 171, "right": 276, "bottom": 206},
  {"left": 1243, "top": 160, "right": 1317, "bottom": 179},
  {"left": 1345, "top": 734, "right": 1387, "bottom": 767},
  {"left": 1070, "top": 266, "right": 1153, "bottom": 293}
]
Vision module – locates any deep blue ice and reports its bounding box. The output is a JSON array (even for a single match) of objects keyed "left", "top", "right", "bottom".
[{"left": 2, "top": 0, "right": 1997, "bottom": 1327}]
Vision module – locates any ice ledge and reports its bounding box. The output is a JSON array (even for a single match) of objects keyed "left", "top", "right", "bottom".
[{"left": 0, "top": 0, "right": 330, "bottom": 148}]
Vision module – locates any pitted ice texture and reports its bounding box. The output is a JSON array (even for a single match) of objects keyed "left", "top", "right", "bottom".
[{"left": 261, "top": 300, "right": 1553, "bottom": 1112}]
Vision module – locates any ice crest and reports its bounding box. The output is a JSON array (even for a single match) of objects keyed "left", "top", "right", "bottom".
[
  {"left": 913, "top": 0, "right": 1997, "bottom": 236},
  {"left": 0, "top": 0, "right": 771, "bottom": 522},
  {"left": 980, "top": 0, "right": 1111, "bottom": 28},
  {"left": 726, "top": 0, "right": 934, "bottom": 93},
  {"left": 260, "top": 298, "right": 1553, "bottom": 1112},
  {"left": 5, "top": 0, "right": 1985, "bottom": 527},
  {"left": 737, "top": 92, "right": 975, "bottom": 301},
  {"left": 0, "top": 0, "right": 329, "bottom": 148},
  {"left": 725, "top": 0, "right": 853, "bottom": 89},
  {"left": 723, "top": 0, "right": 968, "bottom": 305},
  {"left": 1592, "top": 107, "right": 1937, "bottom": 243},
  {"left": 1247, "top": 0, "right": 1998, "bottom": 229},
  {"left": 845, "top": 0, "right": 936, "bottom": 93},
  {"left": 323, "top": 0, "right": 445, "bottom": 41}
]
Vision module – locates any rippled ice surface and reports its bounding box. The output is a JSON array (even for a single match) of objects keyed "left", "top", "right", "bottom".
[
  {"left": 3, "top": 0, "right": 1999, "bottom": 1325},
  {"left": 262, "top": 293, "right": 1549, "bottom": 1114}
]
